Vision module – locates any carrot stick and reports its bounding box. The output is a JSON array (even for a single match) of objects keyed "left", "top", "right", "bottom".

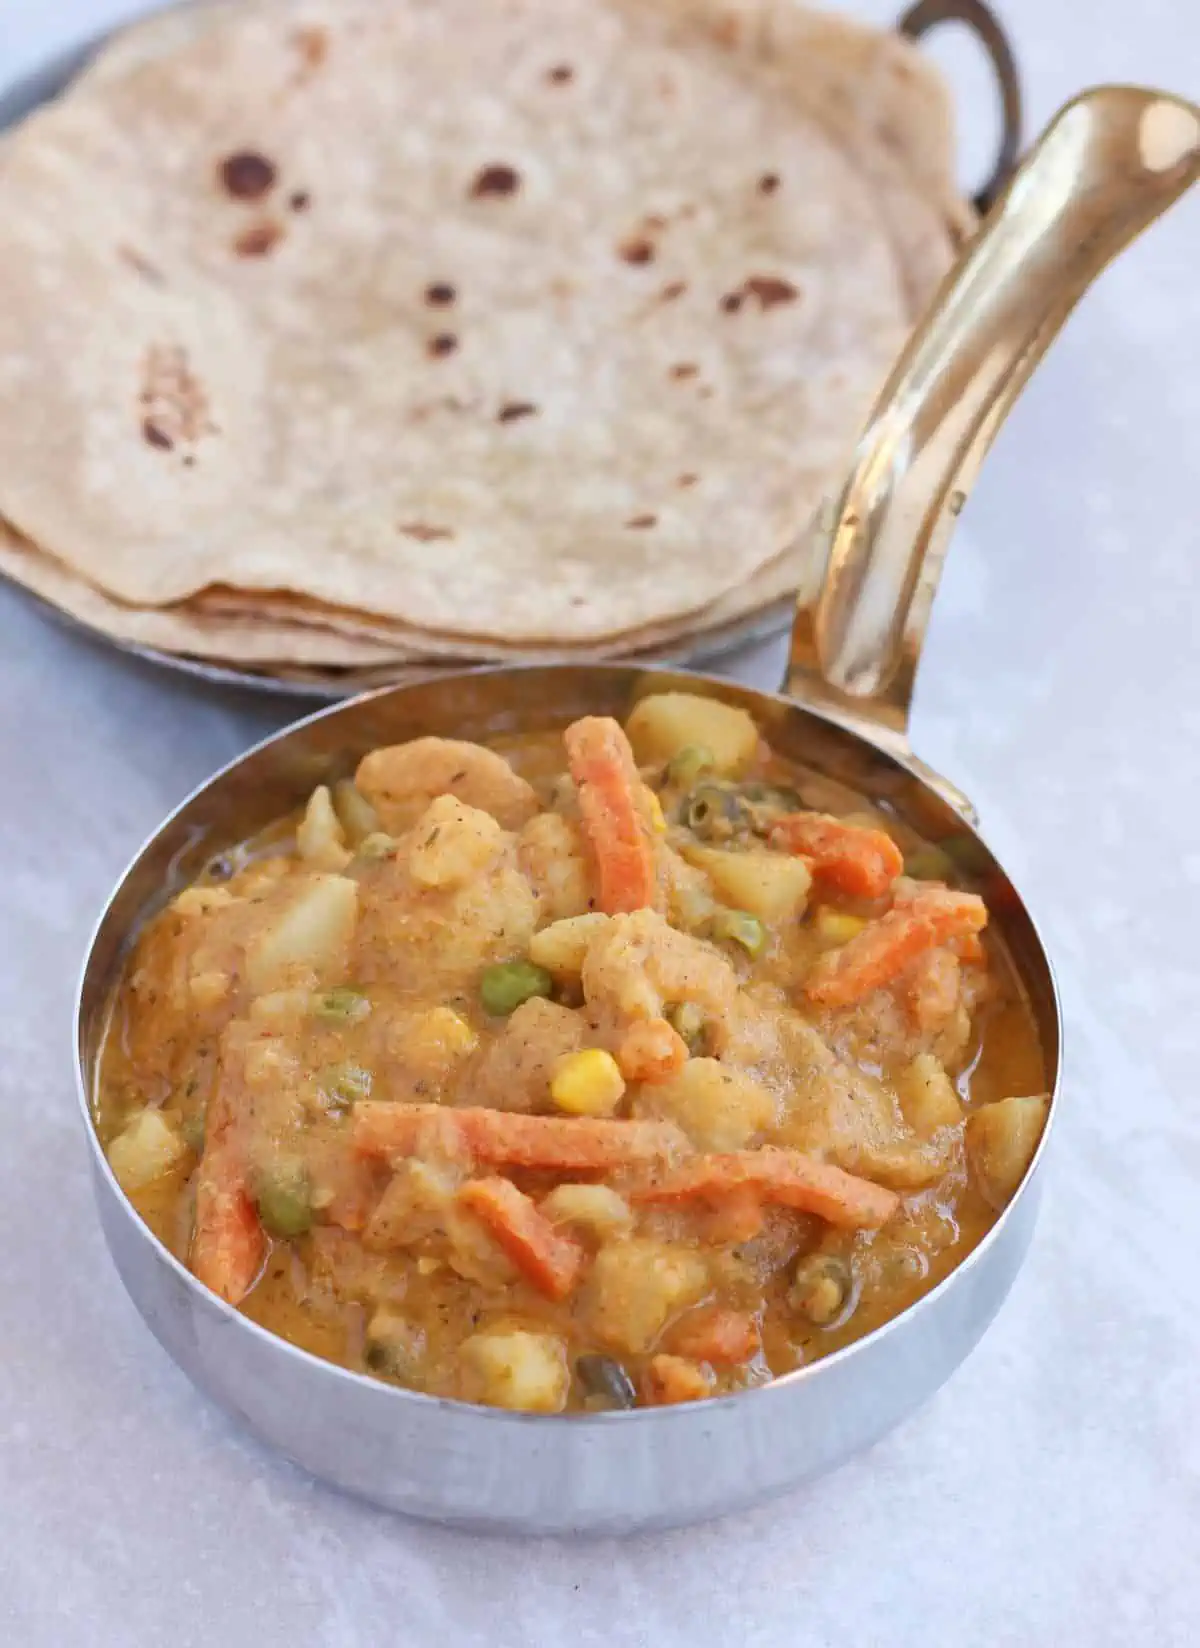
[
  {"left": 805, "top": 887, "right": 988, "bottom": 1008},
  {"left": 564, "top": 716, "right": 658, "bottom": 914},
  {"left": 769, "top": 812, "right": 903, "bottom": 899},
  {"left": 190, "top": 1080, "right": 265, "bottom": 1306},
  {"left": 616, "top": 1017, "right": 688, "bottom": 1082},
  {"left": 632, "top": 1147, "right": 899, "bottom": 1230},
  {"left": 457, "top": 1178, "right": 588, "bottom": 1300},
  {"left": 668, "top": 1306, "right": 761, "bottom": 1365},
  {"left": 353, "top": 1103, "right": 683, "bottom": 1172}
]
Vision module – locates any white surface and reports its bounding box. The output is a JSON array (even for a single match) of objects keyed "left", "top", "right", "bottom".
[{"left": 2, "top": 2, "right": 1198, "bottom": 1644}]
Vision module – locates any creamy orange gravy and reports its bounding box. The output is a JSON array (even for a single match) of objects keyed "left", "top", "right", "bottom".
[{"left": 96, "top": 706, "right": 1046, "bottom": 1412}]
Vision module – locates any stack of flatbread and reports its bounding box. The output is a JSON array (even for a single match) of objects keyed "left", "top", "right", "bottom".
[{"left": 0, "top": 0, "right": 971, "bottom": 690}]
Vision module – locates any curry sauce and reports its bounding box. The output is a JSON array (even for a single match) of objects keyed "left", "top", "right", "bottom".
[{"left": 96, "top": 693, "right": 1047, "bottom": 1413}]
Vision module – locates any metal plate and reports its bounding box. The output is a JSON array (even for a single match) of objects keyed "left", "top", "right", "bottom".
[{"left": 0, "top": 16, "right": 792, "bottom": 702}]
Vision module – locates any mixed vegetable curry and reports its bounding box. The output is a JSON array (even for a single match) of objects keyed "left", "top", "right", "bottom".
[{"left": 96, "top": 692, "right": 1049, "bottom": 1414}]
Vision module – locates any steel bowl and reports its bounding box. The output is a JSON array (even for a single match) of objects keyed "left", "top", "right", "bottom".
[{"left": 74, "top": 86, "right": 1199, "bottom": 1534}]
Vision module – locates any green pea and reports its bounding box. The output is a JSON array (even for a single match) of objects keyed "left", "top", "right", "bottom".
[
  {"left": 255, "top": 1162, "right": 313, "bottom": 1239},
  {"left": 711, "top": 908, "right": 767, "bottom": 958},
  {"left": 479, "top": 960, "right": 554, "bottom": 1017},
  {"left": 314, "top": 987, "right": 371, "bottom": 1023},
  {"left": 665, "top": 744, "right": 716, "bottom": 788},
  {"left": 667, "top": 1001, "right": 708, "bottom": 1055},
  {"left": 903, "top": 844, "right": 957, "bottom": 883},
  {"left": 319, "top": 1062, "right": 372, "bottom": 1113}
]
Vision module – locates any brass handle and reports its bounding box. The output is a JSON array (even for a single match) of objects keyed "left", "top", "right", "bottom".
[
  {"left": 787, "top": 85, "right": 1200, "bottom": 759},
  {"left": 897, "top": 0, "right": 1023, "bottom": 213}
]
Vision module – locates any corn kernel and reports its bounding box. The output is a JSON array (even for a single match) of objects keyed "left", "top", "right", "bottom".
[
  {"left": 550, "top": 1048, "right": 626, "bottom": 1117},
  {"left": 644, "top": 790, "right": 667, "bottom": 834},
  {"left": 814, "top": 908, "right": 867, "bottom": 947},
  {"left": 412, "top": 1006, "right": 479, "bottom": 1064}
]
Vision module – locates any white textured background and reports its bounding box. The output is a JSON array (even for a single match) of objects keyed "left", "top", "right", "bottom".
[{"left": 1, "top": 2, "right": 1197, "bottom": 1644}]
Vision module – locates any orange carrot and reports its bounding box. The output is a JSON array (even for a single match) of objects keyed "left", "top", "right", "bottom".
[
  {"left": 805, "top": 887, "right": 987, "bottom": 1008},
  {"left": 564, "top": 716, "right": 658, "bottom": 914},
  {"left": 632, "top": 1147, "right": 899, "bottom": 1230},
  {"left": 616, "top": 1016, "right": 688, "bottom": 1083},
  {"left": 769, "top": 812, "right": 903, "bottom": 899},
  {"left": 893, "top": 887, "right": 986, "bottom": 962},
  {"left": 642, "top": 1354, "right": 713, "bottom": 1405},
  {"left": 668, "top": 1306, "right": 761, "bottom": 1365},
  {"left": 190, "top": 1080, "right": 265, "bottom": 1306},
  {"left": 457, "top": 1178, "right": 587, "bottom": 1300},
  {"left": 353, "top": 1102, "right": 683, "bottom": 1172}
]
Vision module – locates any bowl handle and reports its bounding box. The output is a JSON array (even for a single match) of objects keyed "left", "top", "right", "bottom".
[
  {"left": 897, "top": 0, "right": 1023, "bottom": 214},
  {"left": 785, "top": 85, "right": 1200, "bottom": 788}
]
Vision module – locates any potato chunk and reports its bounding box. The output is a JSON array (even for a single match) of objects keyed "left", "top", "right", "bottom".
[
  {"left": 540, "top": 1184, "right": 634, "bottom": 1240},
  {"left": 528, "top": 912, "right": 612, "bottom": 978},
  {"left": 460, "top": 1330, "right": 569, "bottom": 1413},
  {"left": 585, "top": 1239, "right": 708, "bottom": 1353},
  {"left": 363, "top": 1160, "right": 458, "bottom": 1252},
  {"left": 518, "top": 813, "right": 592, "bottom": 923},
  {"left": 682, "top": 844, "right": 812, "bottom": 922},
  {"left": 107, "top": 1109, "right": 186, "bottom": 1193},
  {"left": 637, "top": 1057, "right": 776, "bottom": 1151},
  {"left": 897, "top": 1053, "right": 964, "bottom": 1136},
  {"left": 966, "top": 1094, "right": 1050, "bottom": 1209},
  {"left": 296, "top": 784, "right": 352, "bottom": 872},
  {"left": 245, "top": 874, "right": 358, "bottom": 991},
  {"left": 626, "top": 692, "right": 758, "bottom": 776},
  {"left": 332, "top": 778, "right": 379, "bottom": 846},
  {"left": 407, "top": 795, "right": 506, "bottom": 889}
]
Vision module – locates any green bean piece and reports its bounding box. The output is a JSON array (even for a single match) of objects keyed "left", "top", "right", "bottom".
[
  {"left": 479, "top": 960, "right": 555, "bottom": 1017},
  {"left": 665, "top": 744, "right": 716, "bottom": 788},
  {"left": 320, "top": 1062, "right": 373, "bottom": 1113},
  {"left": 711, "top": 908, "right": 767, "bottom": 958},
  {"left": 314, "top": 987, "right": 372, "bottom": 1023},
  {"left": 255, "top": 1162, "right": 313, "bottom": 1239},
  {"left": 667, "top": 1001, "right": 708, "bottom": 1055},
  {"left": 902, "top": 844, "right": 957, "bottom": 883},
  {"left": 576, "top": 1353, "right": 637, "bottom": 1409}
]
